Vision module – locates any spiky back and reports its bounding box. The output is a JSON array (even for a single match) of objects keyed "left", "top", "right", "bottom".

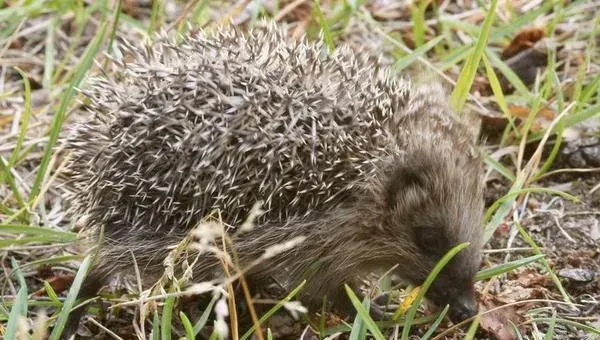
[{"left": 64, "top": 23, "right": 413, "bottom": 236}]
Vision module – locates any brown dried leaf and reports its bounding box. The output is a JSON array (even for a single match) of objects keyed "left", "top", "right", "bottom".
[
  {"left": 366, "top": 1, "right": 409, "bottom": 21},
  {"left": 275, "top": 0, "right": 313, "bottom": 22},
  {"left": 123, "top": 0, "right": 151, "bottom": 18},
  {"left": 507, "top": 105, "right": 557, "bottom": 132},
  {"left": 479, "top": 302, "right": 522, "bottom": 340},
  {"left": 32, "top": 274, "right": 74, "bottom": 297},
  {"left": 511, "top": 268, "right": 550, "bottom": 288},
  {"left": 309, "top": 311, "right": 344, "bottom": 327},
  {"left": 502, "top": 27, "right": 545, "bottom": 59},
  {"left": 496, "top": 285, "right": 546, "bottom": 305}
]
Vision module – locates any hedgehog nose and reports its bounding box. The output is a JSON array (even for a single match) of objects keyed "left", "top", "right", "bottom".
[{"left": 448, "top": 295, "right": 478, "bottom": 323}]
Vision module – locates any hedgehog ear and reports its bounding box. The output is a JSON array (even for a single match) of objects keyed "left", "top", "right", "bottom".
[{"left": 385, "top": 164, "right": 426, "bottom": 209}]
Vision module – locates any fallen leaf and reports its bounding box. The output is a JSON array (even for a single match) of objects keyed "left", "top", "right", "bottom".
[
  {"left": 32, "top": 274, "right": 74, "bottom": 297},
  {"left": 123, "top": 0, "right": 151, "bottom": 18},
  {"left": 502, "top": 27, "right": 545, "bottom": 59},
  {"left": 512, "top": 268, "right": 550, "bottom": 288},
  {"left": 508, "top": 105, "right": 555, "bottom": 121},
  {"left": 507, "top": 105, "right": 557, "bottom": 132},
  {"left": 496, "top": 285, "right": 546, "bottom": 304},
  {"left": 309, "top": 312, "right": 344, "bottom": 328},
  {"left": 397, "top": 286, "right": 421, "bottom": 317},
  {"left": 479, "top": 302, "right": 522, "bottom": 340}
]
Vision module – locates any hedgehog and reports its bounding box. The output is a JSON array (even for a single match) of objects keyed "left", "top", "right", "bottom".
[{"left": 61, "top": 21, "right": 485, "bottom": 337}]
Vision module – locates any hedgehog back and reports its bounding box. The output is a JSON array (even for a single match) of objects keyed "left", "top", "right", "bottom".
[{"left": 65, "top": 25, "right": 410, "bottom": 237}]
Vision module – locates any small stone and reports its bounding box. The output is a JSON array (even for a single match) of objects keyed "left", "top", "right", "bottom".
[{"left": 558, "top": 268, "right": 596, "bottom": 282}]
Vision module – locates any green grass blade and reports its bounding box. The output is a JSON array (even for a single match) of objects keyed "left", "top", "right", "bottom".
[
  {"left": 51, "top": 2, "right": 96, "bottom": 85},
  {"left": 0, "top": 156, "right": 27, "bottom": 211},
  {"left": 149, "top": 0, "right": 163, "bottom": 34},
  {"left": 180, "top": 311, "right": 196, "bottom": 340},
  {"left": 152, "top": 311, "right": 161, "bottom": 340},
  {"left": 488, "top": 0, "right": 553, "bottom": 41},
  {"left": 348, "top": 296, "right": 369, "bottom": 340},
  {"left": 161, "top": 286, "right": 176, "bottom": 340},
  {"left": 9, "top": 67, "right": 33, "bottom": 168},
  {"left": 411, "top": 0, "right": 427, "bottom": 47},
  {"left": 484, "top": 154, "right": 516, "bottom": 182},
  {"left": 560, "top": 104, "right": 600, "bottom": 133},
  {"left": 5, "top": 286, "right": 28, "bottom": 339},
  {"left": 475, "top": 254, "right": 545, "bottom": 281},
  {"left": 0, "top": 224, "right": 77, "bottom": 241},
  {"left": 23, "top": 255, "right": 82, "bottom": 268},
  {"left": 485, "top": 48, "right": 535, "bottom": 101},
  {"left": 5, "top": 258, "right": 27, "bottom": 339},
  {"left": 544, "top": 311, "right": 557, "bottom": 340},
  {"left": 193, "top": 293, "right": 219, "bottom": 335},
  {"left": 11, "top": 257, "right": 27, "bottom": 289},
  {"left": 49, "top": 254, "right": 94, "bottom": 340},
  {"left": 509, "top": 320, "right": 525, "bottom": 340},
  {"left": 240, "top": 280, "right": 306, "bottom": 340},
  {"left": 0, "top": 236, "right": 73, "bottom": 248},
  {"left": 44, "top": 280, "right": 62, "bottom": 305},
  {"left": 420, "top": 304, "right": 450, "bottom": 340},
  {"left": 515, "top": 223, "right": 571, "bottom": 304},
  {"left": 439, "top": 44, "right": 471, "bottom": 71},
  {"left": 482, "top": 53, "right": 518, "bottom": 140},
  {"left": 106, "top": 0, "right": 123, "bottom": 58},
  {"left": 393, "top": 35, "right": 444, "bottom": 72},
  {"left": 530, "top": 317, "right": 600, "bottom": 335},
  {"left": 344, "top": 285, "right": 385, "bottom": 340},
  {"left": 399, "top": 242, "right": 471, "bottom": 340},
  {"left": 30, "top": 22, "right": 107, "bottom": 204},
  {"left": 484, "top": 186, "right": 579, "bottom": 238},
  {"left": 463, "top": 315, "right": 480, "bottom": 340},
  {"left": 449, "top": 0, "right": 498, "bottom": 112},
  {"left": 43, "top": 17, "right": 57, "bottom": 88},
  {"left": 578, "top": 74, "right": 600, "bottom": 107},
  {"left": 313, "top": 0, "right": 335, "bottom": 52}
]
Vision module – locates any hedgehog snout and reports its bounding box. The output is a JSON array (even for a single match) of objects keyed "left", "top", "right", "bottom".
[
  {"left": 426, "top": 275, "right": 478, "bottom": 323},
  {"left": 448, "top": 292, "right": 478, "bottom": 323}
]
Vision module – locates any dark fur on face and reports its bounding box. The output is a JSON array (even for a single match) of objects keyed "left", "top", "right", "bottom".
[{"left": 234, "top": 95, "right": 485, "bottom": 322}]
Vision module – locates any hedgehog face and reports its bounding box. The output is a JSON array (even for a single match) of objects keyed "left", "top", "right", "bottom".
[{"left": 382, "top": 152, "right": 484, "bottom": 322}]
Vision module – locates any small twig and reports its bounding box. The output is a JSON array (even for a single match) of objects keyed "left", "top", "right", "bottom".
[
  {"left": 31, "top": 146, "right": 70, "bottom": 210},
  {"left": 87, "top": 317, "right": 125, "bottom": 340},
  {"left": 216, "top": 0, "right": 252, "bottom": 27},
  {"left": 219, "top": 225, "right": 241, "bottom": 340},
  {"left": 536, "top": 167, "right": 600, "bottom": 180},
  {"left": 552, "top": 215, "right": 576, "bottom": 243},
  {"left": 129, "top": 250, "right": 146, "bottom": 340},
  {"left": 589, "top": 182, "right": 600, "bottom": 195},
  {"left": 274, "top": 0, "right": 306, "bottom": 21},
  {"left": 483, "top": 247, "right": 535, "bottom": 254},
  {"left": 166, "top": 0, "right": 201, "bottom": 31}
]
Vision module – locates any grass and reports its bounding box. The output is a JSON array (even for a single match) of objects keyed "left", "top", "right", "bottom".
[
  {"left": 1, "top": 0, "right": 600, "bottom": 339},
  {"left": 449, "top": 0, "right": 498, "bottom": 112}
]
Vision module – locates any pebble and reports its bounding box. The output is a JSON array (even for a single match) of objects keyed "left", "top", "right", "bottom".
[{"left": 558, "top": 268, "right": 596, "bottom": 282}]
